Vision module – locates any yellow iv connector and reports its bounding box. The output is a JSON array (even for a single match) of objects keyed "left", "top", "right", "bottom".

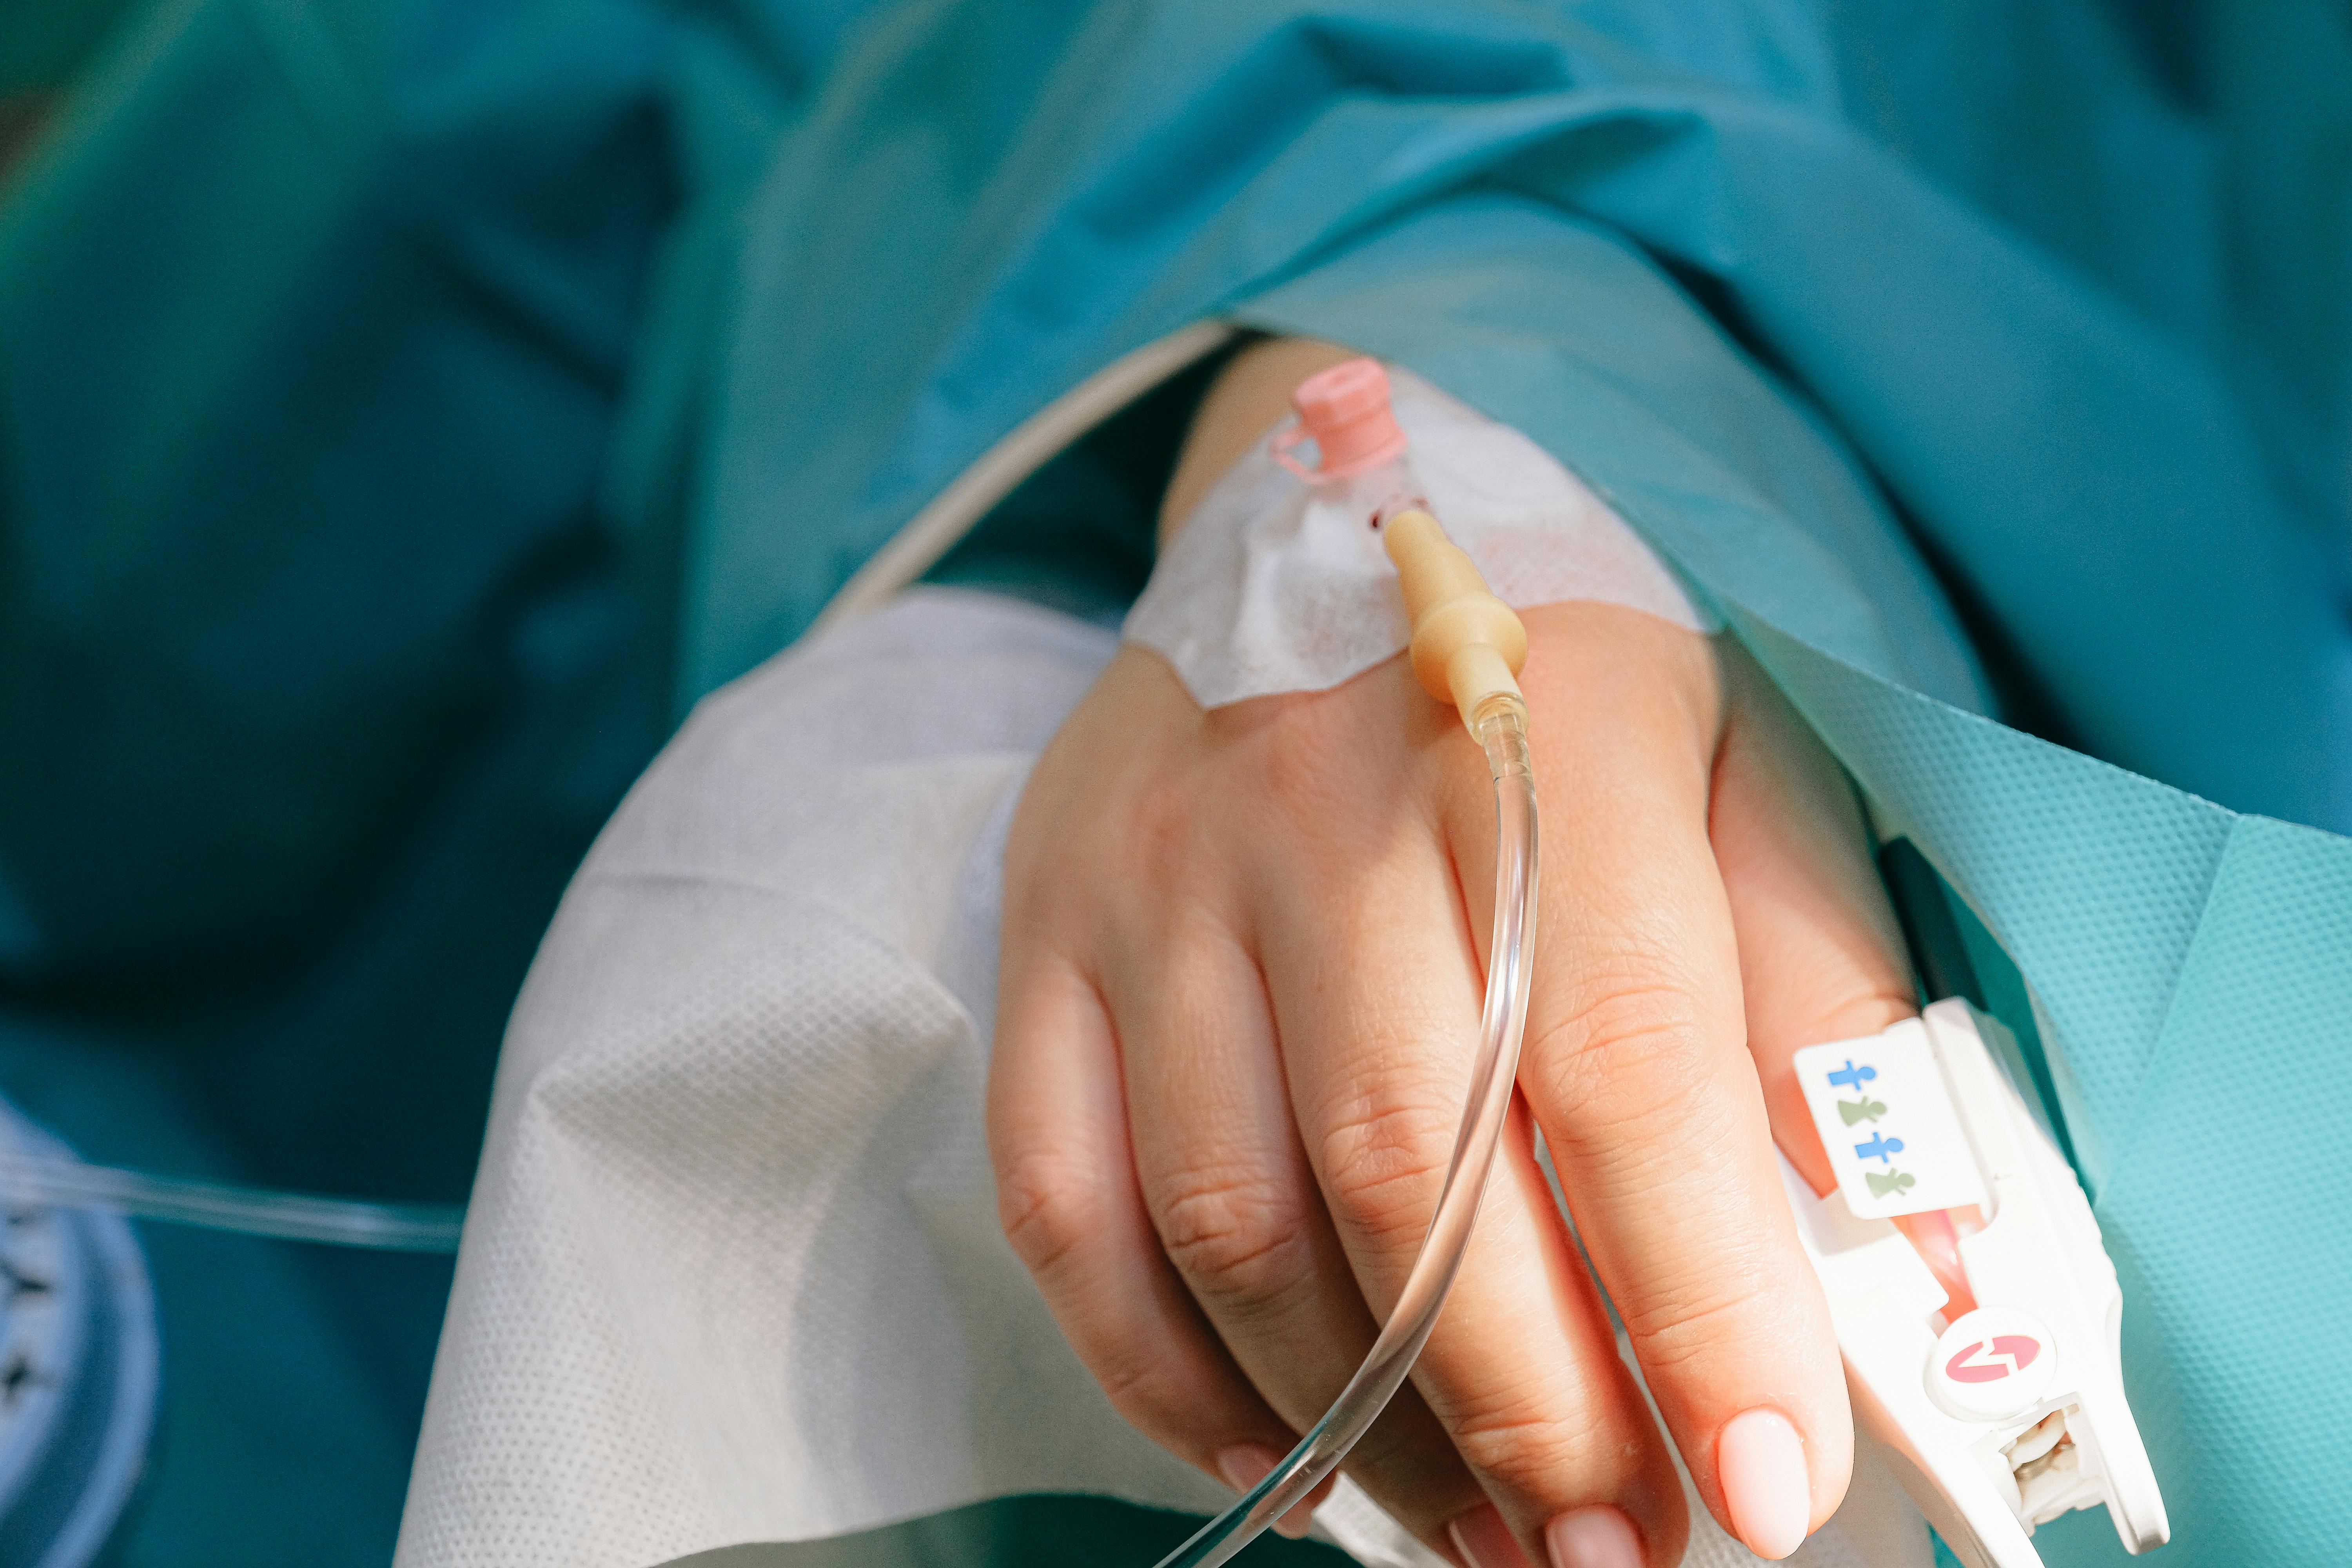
[{"left": 1381, "top": 506, "right": 1529, "bottom": 733}]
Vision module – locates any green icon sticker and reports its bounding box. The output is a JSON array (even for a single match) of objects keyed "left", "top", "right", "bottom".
[{"left": 1866, "top": 1169, "right": 1918, "bottom": 1200}]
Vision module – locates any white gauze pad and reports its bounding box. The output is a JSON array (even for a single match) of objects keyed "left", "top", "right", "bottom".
[{"left": 1125, "top": 368, "right": 1715, "bottom": 709}]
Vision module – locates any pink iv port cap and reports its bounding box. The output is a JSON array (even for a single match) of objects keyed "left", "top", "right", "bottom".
[{"left": 1278, "top": 356, "right": 1408, "bottom": 480}]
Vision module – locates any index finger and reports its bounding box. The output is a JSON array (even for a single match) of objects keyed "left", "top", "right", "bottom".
[
  {"left": 1506, "top": 605, "right": 1851, "bottom": 1562},
  {"left": 1250, "top": 659, "right": 1691, "bottom": 1568}
]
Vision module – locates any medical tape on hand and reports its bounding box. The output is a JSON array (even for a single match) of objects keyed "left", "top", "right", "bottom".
[{"left": 1124, "top": 369, "right": 1717, "bottom": 710}]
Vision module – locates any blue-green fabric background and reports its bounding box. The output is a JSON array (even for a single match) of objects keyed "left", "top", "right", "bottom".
[{"left": 1, "top": 2, "right": 2347, "bottom": 1564}]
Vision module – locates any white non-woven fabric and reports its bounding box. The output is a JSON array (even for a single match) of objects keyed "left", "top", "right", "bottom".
[
  {"left": 1125, "top": 369, "right": 1716, "bottom": 710},
  {"left": 396, "top": 587, "right": 1924, "bottom": 1568}
]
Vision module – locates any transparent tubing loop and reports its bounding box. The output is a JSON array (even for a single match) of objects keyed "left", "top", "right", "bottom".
[{"left": 1154, "top": 699, "right": 1537, "bottom": 1568}]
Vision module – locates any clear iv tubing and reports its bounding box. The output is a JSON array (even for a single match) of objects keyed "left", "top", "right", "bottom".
[
  {"left": 0, "top": 1152, "right": 465, "bottom": 1252},
  {"left": 1152, "top": 696, "right": 1538, "bottom": 1568}
]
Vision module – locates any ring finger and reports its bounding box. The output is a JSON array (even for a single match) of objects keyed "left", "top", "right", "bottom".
[{"left": 1115, "top": 903, "right": 1468, "bottom": 1534}]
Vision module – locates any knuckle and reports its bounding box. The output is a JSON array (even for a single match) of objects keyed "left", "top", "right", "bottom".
[
  {"left": 1002, "top": 828, "right": 1104, "bottom": 942},
  {"left": 1149, "top": 1161, "right": 1314, "bottom": 1312},
  {"left": 1527, "top": 971, "right": 1720, "bottom": 1126},
  {"left": 995, "top": 1149, "right": 1100, "bottom": 1281},
  {"left": 1313, "top": 1079, "right": 1460, "bottom": 1247},
  {"left": 1445, "top": 1393, "right": 1605, "bottom": 1490},
  {"left": 1000, "top": 873, "right": 1082, "bottom": 949}
]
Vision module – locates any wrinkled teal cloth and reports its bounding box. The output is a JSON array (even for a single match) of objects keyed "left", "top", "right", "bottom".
[
  {"left": 0, "top": 2, "right": 766, "bottom": 1560},
  {"left": 2, "top": 2, "right": 2350, "bottom": 1565}
]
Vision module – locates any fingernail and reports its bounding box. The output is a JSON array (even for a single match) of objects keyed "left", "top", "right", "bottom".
[
  {"left": 1215, "top": 1445, "right": 1314, "bottom": 1540},
  {"left": 1717, "top": 1407, "right": 1811, "bottom": 1559},
  {"left": 1544, "top": 1504, "right": 1645, "bottom": 1568},
  {"left": 1448, "top": 1502, "right": 1536, "bottom": 1568}
]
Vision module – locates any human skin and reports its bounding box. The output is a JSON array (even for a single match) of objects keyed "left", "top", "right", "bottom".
[{"left": 988, "top": 338, "right": 1909, "bottom": 1566}]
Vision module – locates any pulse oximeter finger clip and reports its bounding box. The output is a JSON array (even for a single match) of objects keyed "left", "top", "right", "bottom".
[{"left": 1784, "top": 1000, "right": 2171, "bottom": 1568}]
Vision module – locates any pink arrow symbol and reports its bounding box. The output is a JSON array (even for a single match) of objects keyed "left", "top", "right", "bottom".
[{"left": 1946, "top": 1335, "right": 2043, "bottom": 1383}]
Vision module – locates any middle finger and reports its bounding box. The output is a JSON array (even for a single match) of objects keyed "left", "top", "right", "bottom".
[{"left": 1255, "top": 774, "right": 1689, "bottom": 1566}]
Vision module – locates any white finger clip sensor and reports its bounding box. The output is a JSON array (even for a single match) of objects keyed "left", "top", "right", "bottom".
[{"left": 1779, "top": 1000, "right": 2170, "bottom": 1568}]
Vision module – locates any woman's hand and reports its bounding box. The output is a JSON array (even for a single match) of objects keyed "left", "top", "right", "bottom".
[{"left": 987, "top": 341, "right": 1913, "bottom": 1567}]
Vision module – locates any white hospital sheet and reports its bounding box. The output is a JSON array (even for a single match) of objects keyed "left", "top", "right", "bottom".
[{"left": 396, "top": 587, "right": 1926, "bottom": 1568}]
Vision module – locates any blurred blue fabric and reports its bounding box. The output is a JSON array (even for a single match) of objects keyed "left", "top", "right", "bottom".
[{"left": 1, "top": 2, "right": 2347, "bottom": 1563}]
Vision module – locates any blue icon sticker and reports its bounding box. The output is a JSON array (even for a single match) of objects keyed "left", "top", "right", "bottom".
[{"left": 1828, "top": 1061, "right": 1878, "bottom": 1093}]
